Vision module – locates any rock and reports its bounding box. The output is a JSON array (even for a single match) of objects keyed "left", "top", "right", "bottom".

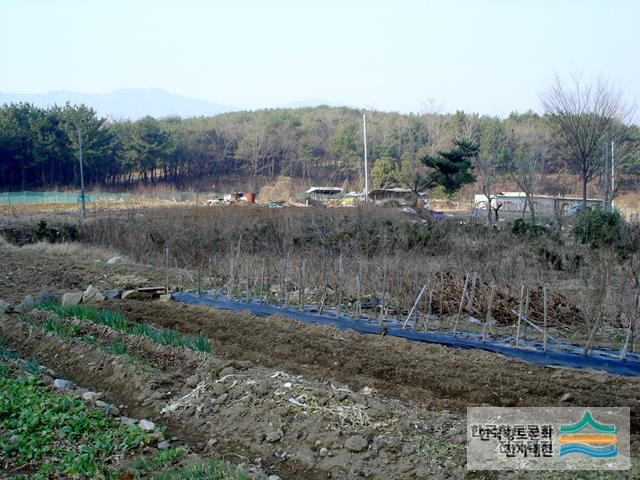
[
  {"left": 53, "top": 379, "right": 74, "bottom": 390},
  {"left": 319, "top": 447, "right": 328, "bottom": 457},
  {"left": 265, "top": 429, "right": 283, "bottom": 443},
  {"left": 159, "top": 293, "right": 172, "bottom": 303},
  {"left": 82, "top": 285, "right": 105, "bottom": 304},
  {"left": 345, "top": 435, "right": 369, "bottom": 453},
  {"left": 16, "top": 295, "right": 34, "bottom": 313},
  {"left": 119, "top": 416, "right": 137, "bottom": 427},
  {"left": 0, "top": 299, "right": 13, "bottom": 313},
  {"left": 8, "top": 435, "right": 19, "bottom": 445},
  {"left": 268, "top": 476, "right": 281, "bottom": 480},
  {"left": 106, "top": 256, "right": 121, "bottom": 265},
  {"left": 559, "top": 392, "right": 573, "bottom": 402},
  {"left": 121, "top": 290, "right": 153, "bottom": 300},
  {"left": 157, "top": 440, "right": 171, "bottom": 450},
  {"left": 82, "top": 391, "right": 99, "bottom": 402},
  {"left": 35, "top": 288, "right": 58, "bottom": 305},
  {"left": 62, "top": 292, "right": 83, "bottom": 307},
  {"left": 103, "top": 289, "right": 122, "bottom": 300},
  {"left": 138, "top": 419, "right": 156, "bottom": 432}
]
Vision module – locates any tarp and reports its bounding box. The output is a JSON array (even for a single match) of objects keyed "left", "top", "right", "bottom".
[{"left": 172, "top": 292, "right": 640, "bottom": 377}]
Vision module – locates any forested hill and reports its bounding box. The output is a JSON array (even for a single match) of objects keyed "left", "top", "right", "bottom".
[{"left": 1, "top": 102, "right": 639, "bottom": 191}]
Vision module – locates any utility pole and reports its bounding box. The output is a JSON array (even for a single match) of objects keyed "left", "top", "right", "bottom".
[
  {"left": 77, "top": 127, "right": 86, "bottom": 219},
  {"left": 611, "top": 140, "right": 615, "bottom": 211},
  {"left": 363, "top": 113, "right": 369, "bottom": 203}
]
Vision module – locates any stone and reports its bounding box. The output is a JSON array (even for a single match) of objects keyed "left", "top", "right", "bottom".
[
  {"left": 159, "top": 293, "right": 172, "bottom": 303},
  {"left": 345, "top": 435, "right": 369, "bottom": 453},
  {"left": 319, "top": 447, "right": 328, "bottom": 457},
  {"left": 103, "top": 289, "right": 122, "bottom": 300},
  {"left": 157, "top": 440, "right": 171, "bottom": 450},
  {"left": 265, "top": 429, "right": 283, "bottom": 443},
  {"left": 8, "top": 435, "right": 19, "bottom": 445},
  {"left": 82, "top": 391, "right": 99, "bottom": 402},
  {"left": 16, "top": 295, "right": 34, "bottom": 313},
  {"left": 0, "top": 299, "right": 12, "bottom": 313},
  {"left": 82, "top": 285, "right": 105, "bottom": 304},
  {"left": 138, "top": 419, "right": 156, "bottom": 432},
  {"left": 62, "top": 292, "right": 83, "bottom": 307},
  {"left": 35, "top": 288, "right": 58, "bottom": 305},
  {"left": 119, "top": 416, "right": 137, "bottom": 427},
  {"left": 53, "top": 379, "right": 74, "bottom": 390},
  {"left": 268, "top": 476, "right": 281, "bottom": 480},
  {"left": 559, "top": 392, "right": 572, "bottom": 402},
  {"left": 106, "top": 256, "right": 121, "bottom": 265}
]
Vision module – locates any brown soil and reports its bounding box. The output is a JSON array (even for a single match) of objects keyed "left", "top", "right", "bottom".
[{"left": 1, "top": 243, "right": 639, "bottom": 478}]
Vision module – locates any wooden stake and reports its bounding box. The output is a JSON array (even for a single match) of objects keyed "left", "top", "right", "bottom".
[
  {"left": 404, "top": 284, "right": 428, "bottom": 329},
  {"left": 515, "top": 285, "right": 525, "bottom": 347},
  {"left": 452, "top": 273, "right": 470, "bottom": 335},
  {"left": 228, "top": 257, "right": 235, "bottom": 298},
  {"left": 543, "top": 286, "right": 548, "bottom": 352},
  {"left": 208, "top": 256, "right": 212, "bottom": 292},
  {"left": 481, "top": 284, "right": 496, "bottom": 342}
]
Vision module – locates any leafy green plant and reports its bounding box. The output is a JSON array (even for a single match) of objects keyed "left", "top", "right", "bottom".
[
  {"left": 38, "top": 304, "right": 211, "bottom": 355},
  {"left": 0, "top": 362, "right": 146, "bottom": 478},
  {"left": 104, "top": 340, "right": 127, "bottom": 356}
]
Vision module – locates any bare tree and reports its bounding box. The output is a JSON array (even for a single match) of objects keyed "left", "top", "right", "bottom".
[
  {"left": 542, "top": 74, "right": 631, "bottom": 209},
  {"left": 507, "top": 118, "right": 549, "bottom": 222},
  {"left": 476, "top": 120, "right": 505, "bottom": 223}
]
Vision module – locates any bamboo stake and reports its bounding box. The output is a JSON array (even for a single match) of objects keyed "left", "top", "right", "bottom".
[
  {"left": 452, "top": 273, "right": 470, "bottom": 335},
  {"left": 515, "top": 285, "right": 526, "bottom": 347},
  {"left": 424, "top": 289, "right": 434, "bottom": 332},
  {"left": 299, "top": 259, "right": 306, "bottom": 312},
  {"left": 245, "top": 261, "right": 250, "bottom": 303},
  {"left": 379, "top": 260, "right": 387, "bottom": 325},
  {"left": 481, "top": 284, "right": 496, "bottom": 342},
  {"left": 404, "top": 284, "right": 428, "bottom": 329},
  {"left": 259, "top": 258, "right": 266, "bottom": 305},
  {"left": 466, "top": 272, "right": 478, "bottom": 311},
  {"left": 208, "top": 257, "right": 212, "bottom": 292},
  {"left": 356, "top": 263, "right": 362, "bottom": 318},
  {"left": 543, "top": 286, "right": 548, "bottom": 352},
  {"left": 164, "top": 245, "right": 169, "bottom": 294},
  {"left": 336, "top": 254, "right": 343, "bottom": 316},
  {"left": 284, "top": 253, "right": 290, "bottom": 308},
  {"left": 228, "top": 257, "right": 235, "bottom": 298}
]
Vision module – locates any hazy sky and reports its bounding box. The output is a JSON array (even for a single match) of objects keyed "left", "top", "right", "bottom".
[{"left": 1, "top": 0, "right": 638, "bottom": 116}]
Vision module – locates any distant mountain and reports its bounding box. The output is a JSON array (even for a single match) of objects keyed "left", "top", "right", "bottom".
[
  {"left": 277, "top": 99, "right": 337, "bottom": 109},
  {"left": 0, "top": 88, "right": 236, "bottom": 119}
]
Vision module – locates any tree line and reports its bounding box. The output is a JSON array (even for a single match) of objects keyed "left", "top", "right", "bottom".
[{"left": 1, "top": 79, "right": 639, "bottom": 207}]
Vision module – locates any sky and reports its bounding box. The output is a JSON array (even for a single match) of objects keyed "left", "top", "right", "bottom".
[{"left": 1, "top": 0, "right": 639, "bottom": 116}]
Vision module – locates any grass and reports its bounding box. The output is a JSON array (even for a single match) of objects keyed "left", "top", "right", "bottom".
[
  {"left": 45, "top": 318, "right": 82, "bottom": 339},
  {"left": 104, "top": 339, "right": 127, "bottom": 356},
  {"left": 38, "top": 302, "right": 211, "bottom": 354},
  {"left": 107, "top": 448, "right": 250, "bottom": 480},
  {"left": 0, "top": 362, "right": 147, "bottom": 479}
]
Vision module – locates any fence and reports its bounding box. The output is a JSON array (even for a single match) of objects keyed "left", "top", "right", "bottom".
[{"left": 0, "top": 191, "right": 212, "bottom": 206}]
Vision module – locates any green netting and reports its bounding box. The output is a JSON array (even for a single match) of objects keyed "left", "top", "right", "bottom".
[{"left": 0, "top": 191, "right": 210, "bottom": 206}]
